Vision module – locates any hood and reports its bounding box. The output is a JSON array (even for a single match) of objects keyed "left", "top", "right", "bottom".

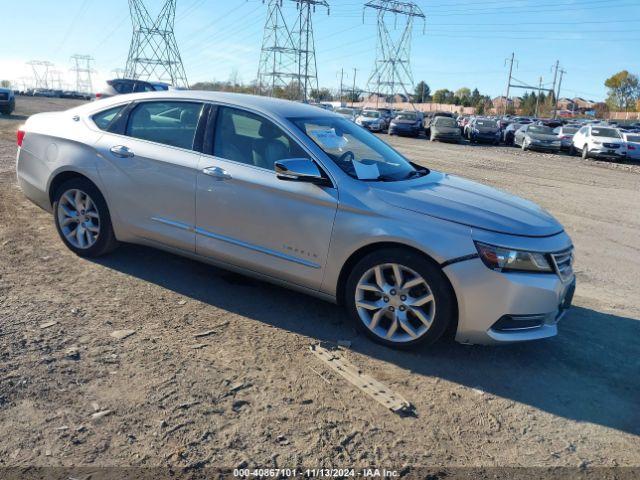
[
  {"left": 371, "top": 171, "right": 563, "bottom": 237},
  {"left": 528, "top": 133, "right": 558, "bottom": 141}
]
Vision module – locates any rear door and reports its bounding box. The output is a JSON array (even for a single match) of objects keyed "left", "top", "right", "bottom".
[
  {"left": 94, "top": 100, "right": 206, "bottom": 251},
  {"left": 194, "top": 105, "right": 338, "bottom": 290}
]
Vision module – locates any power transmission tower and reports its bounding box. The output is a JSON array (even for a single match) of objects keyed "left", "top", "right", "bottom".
[
  {"left": 257, "top": 0, "right": 329, "bottom": 102},
  {"left": 125, "top": 0, "right": 189, "bottom": 88},
  {"left": 257, "top": 0, "right": 299, "bottom": 96},
  {"left": 27, "top": 61, "right": 54, "bottom": 89},
  {"left": 111, "top": 68, "right": 126, "bottom": 79},
  {"left": 364, "top": 0, "right": 425, "bottom": 105},
  {"left": 70, "top": 55, "right": 95, "bottom": 94}
]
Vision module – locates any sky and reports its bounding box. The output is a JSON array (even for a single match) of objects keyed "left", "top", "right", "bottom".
[{"left": 0, "top": 0, "right": 639, "bottom": 101}]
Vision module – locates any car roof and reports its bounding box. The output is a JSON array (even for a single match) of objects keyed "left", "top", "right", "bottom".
[{"left": 75, "top": 90, "right": 336, "bottom": 120}]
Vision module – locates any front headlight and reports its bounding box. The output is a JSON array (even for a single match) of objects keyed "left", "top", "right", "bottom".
[
  {"left": 390, "top": 122, "right": 397, "bottom": 127},
  {"left": 593, "top": 140, "right": 602, "bottom": 145},
  {"left": 475, "top": 242, "right": 553, "bottom": 273}
]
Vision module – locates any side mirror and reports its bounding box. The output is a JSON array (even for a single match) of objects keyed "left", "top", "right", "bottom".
[{"left": 274, "top": 158, "right": 328, "bottom": 185}]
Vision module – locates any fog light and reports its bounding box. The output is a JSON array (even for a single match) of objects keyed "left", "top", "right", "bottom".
[{"left": 492, "top": 314, "right": 548, "bottom": 332}]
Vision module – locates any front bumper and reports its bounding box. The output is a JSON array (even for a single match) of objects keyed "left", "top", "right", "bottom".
[
  {"left": 444, "top": 253, "right": 575, "bottom": 345},
  {"left": 390, "top": 125, "right": 420, "bottom": 135},
  {"left": 590, "top": 148, "right": 627, "bottom": 160},
  {"left": 433, "top": 133, "right": 461, "bottom": 142},
  {"left": 471, "top": 132, "right": 500, "bottom": 143},
  {"left": 529, "top": 142, "right": 561, "bottom": 152},
  {"left": 359, "top": 122, "right": 384, "bottom": 132}
]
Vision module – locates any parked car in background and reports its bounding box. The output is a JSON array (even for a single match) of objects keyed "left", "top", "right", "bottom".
[
  {"left": 502, "top": 121, "right": 531, "bottom": 146},
  {"left": 355, "top": 109, "right": 387, "bottom": 132},
  {"left": 622, "top": 132, "right": 640, "bottom": 160},
  {"left": 376, "top": 108, "right": 394, "bottom": 125},
  {"left": 514, "top": 124, "right": 561, "bottom": 152},
  {"left": 571, "top": 125, "right": 627, "bottom": 161},
  {"left": 467, "top": 118, "right": 501, "bottom": 144},
  {"left": 429, "top": 116, "right": 462, "bottom": 143},
  {"left": 335, "top": 107, "right": 358, "bottom": 122},
  {"left": 0, "top": 87, "right": 16, "bottom": 115},
  {"left": 424, "top": 111, "right": 455, "bottom": 138},
  {"left": 389, "top": 111, "right": 422, "bottom": 137},
  {"left": 95, "top": 78, "right": 171, "bottom": 100},
  {"left": 553, "top": 125, "right": 580, "bottom": 151},
  {"left": 15, "top": 90, "right": 576, "bottom": 348}
]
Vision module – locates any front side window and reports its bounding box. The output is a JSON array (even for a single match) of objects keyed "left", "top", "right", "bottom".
[
  {"left": 213, "top": 107, "right": 307, "bottom": 171},
  {"left": 93, "top": 106, "right": 125, "bottom": 131},
  {"left": 126, "top": 101, "right": 204, "bottom": 150},
  {"left": 290, "top": 116, "right": 423, "bottom": 182}
]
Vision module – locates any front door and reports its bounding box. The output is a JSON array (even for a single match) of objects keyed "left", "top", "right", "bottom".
[
  {"left": 94, "top": 100, "right": 204, "bottom": 251},
  {"left": 195, "top": 106, "right": 338, "bottom": 290}
]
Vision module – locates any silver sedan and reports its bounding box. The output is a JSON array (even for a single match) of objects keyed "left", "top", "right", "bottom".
[{"left": 16, "top": 91, "right": 575, "bottom": 348}]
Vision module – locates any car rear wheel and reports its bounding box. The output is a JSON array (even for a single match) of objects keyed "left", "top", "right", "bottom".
[
  {"left": 53, "top": 178, "right": 118, "bottom": 258},
  {"left": 521, "top": 140, "right": 527, "bottom": 151},
  {"left": 345, "top": 248, "right": 455, "bottom": 349}
]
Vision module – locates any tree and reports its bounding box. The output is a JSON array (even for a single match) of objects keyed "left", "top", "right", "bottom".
[
  {"left": 594, "top": 102, "right": 609, "bottom": 119},
  {"left": 432, "top": 88, "right": 450, "bottom": 104},
  {"left": 604, "top": 70, "right": 640, "bottom": 111},
  {"left": 414, "top": 81, "right": 431, "bottom": 103},
  {"left": 0, "top": 80, "right": 10, "bottom": 88},
  {"left": 455, "top": 87, "right": 471, "bottom": 100},
  {"left": 310, "top": 88, "right": 333, "bottom": 101}
]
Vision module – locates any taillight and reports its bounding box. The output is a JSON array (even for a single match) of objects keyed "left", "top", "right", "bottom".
[
  {"left": 17, "top": 129, "right": 25, "bottom": 147},
  {"left": 95, "top": 93, "right": 102, "bottom": 99},
  {"left": 629, "top": 145, "right": 636, "bottom": 150}
]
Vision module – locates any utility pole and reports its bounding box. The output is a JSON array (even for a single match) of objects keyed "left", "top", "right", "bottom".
[
  {"left": 503, "top": 52, "right": 516, "bottom": 115},
  {"left": 351, "top": 68, "right": 357, "bottom": 107},
  {"left": 339, "top": 68, "right": 344, "bottom": 105},
  {"left": 534, "top": 76, "right": 543, "bottom": 117},
  {"left": 553, "top": 68, "right": 566, "bottom": 119}
]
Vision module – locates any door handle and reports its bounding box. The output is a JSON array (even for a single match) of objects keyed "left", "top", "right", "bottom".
[
  {"left": 202, "top": 166, "right": 232, "bottom": 180},
  {"left": 110, "top": 145, "right": 134, "bottom": 158}
]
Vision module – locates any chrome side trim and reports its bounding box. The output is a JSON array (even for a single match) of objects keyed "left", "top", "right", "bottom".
[
  {"left": 151, "top": 217, "right": 194, "bottom": 232},
  {"left": 151, "top": 216, "right": 321, "bottom": 269},
  {"left": 195, "top": 227, "right": 321, "bottom": 269}
]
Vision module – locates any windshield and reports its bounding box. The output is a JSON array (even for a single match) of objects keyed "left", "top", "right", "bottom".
[
  {"left": 529, "top": 125, "right": 553, "bottom": 134},
  {"left": 475, "top": 120, "right": 497, "bottom": 128},
  {"left": 290, "top": 116, "right": 424, "bottom": 182},
  {"left": 396, "top": 113, "right": 417, "bottom": 121},
  {"left": 592, "top": 127, "right": 621, "bottom": 138},
  {"left": 336, "top": 108, "right": 354, "bottom": 115},
  {"left": 434, "top": 117, "right": 457, "bottom": 127},
  {"left": 361, "top": 111, "right": 380, "bottom": 118}
]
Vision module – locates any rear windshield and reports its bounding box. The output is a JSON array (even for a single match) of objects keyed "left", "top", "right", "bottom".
[
  {"left": 592, "top": 128, "right": 621, "bottom": 138},
  {"left": 475, "top": 120, "right": 497, "bottom": 127},
  {"left": 563, "top": 127, "right": 578, "bottom": 134},
  {"left": 396, "top": 113, "right": 417, "bottom": 121},
  {"left": 434, "top": 117, "right": 457, "bottom": 127},
  {"left": 529, "top": 125, "right": 553, "bottom": 134},
  {"left": 626, "top": 135, "right": 640, "bottom": 142},
  {"left": 362, "top": 111, "right": 380, "bottom": 118}
]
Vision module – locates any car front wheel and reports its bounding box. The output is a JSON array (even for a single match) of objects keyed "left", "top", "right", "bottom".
[
  {"left": 345, "top": 248, "right": 455, "bottom": 349},
  {"left": 582, "top": 145, "right": 589, "bottom": 159},
  {"left": 53, "top": 178, "right": 118, "bottom": 257}
]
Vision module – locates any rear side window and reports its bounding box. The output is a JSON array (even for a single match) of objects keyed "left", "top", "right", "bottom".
[
  {"left": 125, "top": 101, "right": 204, "bottom": 150},
  {"left": 93, "top": 106, "right": 125, "bottom": 131}
]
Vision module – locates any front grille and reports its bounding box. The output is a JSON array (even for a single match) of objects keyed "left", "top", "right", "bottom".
[
  {"left": 603, "top": 143, "right": 621, "bottom": 149},
  {"left": 550, "top": 249, "right": 574, "bottom": 283}
]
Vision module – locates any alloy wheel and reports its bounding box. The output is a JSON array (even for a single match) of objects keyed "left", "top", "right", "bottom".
[
  {"left": 355, "top": 263, "right": 436, "bottom": 343},
  {"left": 56, "top": 189, "right": 101, "bottom": 249}
]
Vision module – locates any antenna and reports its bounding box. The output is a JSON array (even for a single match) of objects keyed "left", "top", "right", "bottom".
[
  {"left": 124, "top": 0, "right": 189, "bottom": 88},
  {"left": 364, "top": 0, "right": 425, "bottom": 105}
]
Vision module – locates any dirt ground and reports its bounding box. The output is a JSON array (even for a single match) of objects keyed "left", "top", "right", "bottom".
[{"left": 1, "top": 97, "right": 639, "bottom": 471}]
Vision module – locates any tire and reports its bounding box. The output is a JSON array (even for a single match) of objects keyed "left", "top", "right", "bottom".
[
  {"left": 581, "top": 145, "right": 589, "bottom": 160},
  {"left": 53, "top": 178, "right": 119, "bottom": 258},
  {"left": 425, "top": 128, "right": 431, "bottom": 138},
  {"left": 569, "top": 145, "right": 576, "bottom": 156},
  {"left": 521, "top": 141, "right": 527, "bottom": 151},
  {"left": 344, "top": 248, "right": 455, "bottom": 349}
]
